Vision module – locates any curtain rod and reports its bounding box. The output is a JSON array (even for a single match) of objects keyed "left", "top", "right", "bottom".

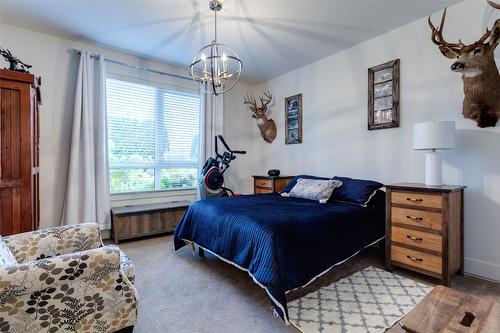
[{"left": 73, "top": 49, "right": 193, "bottom": 82}]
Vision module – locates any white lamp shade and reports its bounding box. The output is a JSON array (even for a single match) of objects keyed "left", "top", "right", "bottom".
[{"left": 413, "top": 121, "right": 455, "bottom": 150}]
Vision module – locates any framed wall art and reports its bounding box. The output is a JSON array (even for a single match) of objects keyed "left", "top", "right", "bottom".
[
  {"left": 368, "top": 59, "right": 400, "bottom": 130},
  {"left": 285, "top": 93, "right": 302, "bottom": 144}
]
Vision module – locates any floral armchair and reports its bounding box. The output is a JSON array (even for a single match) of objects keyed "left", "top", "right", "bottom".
[{"left": 0, "top": 223, "right": 138, "bottom": 333}]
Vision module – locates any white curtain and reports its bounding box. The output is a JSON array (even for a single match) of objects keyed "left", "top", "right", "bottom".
[
  {"left": 61, "top": 50, "right": 111, "bottom": 229},
  {"left": 197, "top": 86, "right": 224, "bottom": 200}
]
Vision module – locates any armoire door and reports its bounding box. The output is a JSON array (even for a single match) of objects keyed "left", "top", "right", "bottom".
[{"left": 0, "top": 76, "right": 33, "bottom": 235}]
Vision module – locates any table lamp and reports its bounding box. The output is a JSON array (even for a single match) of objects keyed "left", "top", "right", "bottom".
[{"left": 413, "top": 121, "right": 455, "bottom": 186}]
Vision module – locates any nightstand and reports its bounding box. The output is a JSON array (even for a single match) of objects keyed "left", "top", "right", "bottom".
[
  {"left": 252, "top": 175, "right": 293, "bottom": 194},
  {"left": 385, "top": 183, "right": 466, "bottom": 286}
]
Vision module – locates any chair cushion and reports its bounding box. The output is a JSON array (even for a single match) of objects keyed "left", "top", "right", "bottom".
[
  {"left": 119, "top": 248, "right": 136, "bottom": 284},
  {"left": 0, "top": 236, "right": 17, "bottom": 268}
]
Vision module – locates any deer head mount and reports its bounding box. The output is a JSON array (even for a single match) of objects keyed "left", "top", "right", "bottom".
[
  {"left": 428, "top": 0, "right": 500, "bottom": 127},
  {"left": 244, "top": 91, "right": 277, "bottom": 143}
]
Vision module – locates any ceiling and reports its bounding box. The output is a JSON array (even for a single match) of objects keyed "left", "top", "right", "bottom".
[{"left": 0, "top": 0, "right": 462, "bottom": 84}]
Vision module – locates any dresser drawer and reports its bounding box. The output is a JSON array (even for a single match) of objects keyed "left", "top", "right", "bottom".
[
  {"left": 392, "top": 191, "right": 442, "bottom": 209},
  {"left": 391, "top": 245, "right": 442, "bottom": 275},
  {"left": 255, "top": 178, "right": 272, "bottom": 189},
  {"left": 392, "top": 226, "right": 442, "bottom": 253},
  {"left": 392, "top": 207, "right": 442, "bottom": 232}
]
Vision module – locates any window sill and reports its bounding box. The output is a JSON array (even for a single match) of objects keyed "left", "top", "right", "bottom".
[{"left": 110, "top": 188, "right": 196, "bottom": 205}]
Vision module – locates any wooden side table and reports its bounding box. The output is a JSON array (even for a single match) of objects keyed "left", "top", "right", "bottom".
[
  {"left": 388, "top": 286, "right": 499, "bottom": 332},
  {"left": 252, "top": 175, "right": 293, "bottom": 194},
  {"left": 385, "top": 183, "right": 466, "bottom": 286}
]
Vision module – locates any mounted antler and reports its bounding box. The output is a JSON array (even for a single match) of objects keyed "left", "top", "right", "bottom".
[
  {"left": 428, "top": 0, "right": 500, "bottom": 128},
  {"left": 428, "top": 7, "right": 493, "bottom": 53},
  {"left": 243, "top": 91, "right": 277, "bottom": 143},
  {"left": 488, "top": 0, "right": 500, "bottom": 9}
]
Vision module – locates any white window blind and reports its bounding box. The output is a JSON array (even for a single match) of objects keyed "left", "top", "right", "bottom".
[{"left": 106, "top": 77, "right": 200, "bottom": 193}]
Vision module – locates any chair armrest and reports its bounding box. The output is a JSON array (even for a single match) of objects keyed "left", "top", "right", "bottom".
[
  {"left": 0, "top": 245, "right": 120, "bottom": 301},
  {"left": 3, "top": 223, "right": 103, "bottom": 263}
]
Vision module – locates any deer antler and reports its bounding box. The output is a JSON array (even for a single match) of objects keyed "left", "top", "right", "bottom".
[
  {"left": 429, "top": 5, "right": 495, "bottom": 53},
  {"left": 428, "top": 8, "right": 462, "bottom": 52},
  {"left": 259, "top": 91, "right": 272, "bottom": 110},
  {"left": 488, "top": 0, "right": 500, "bottom": 9},
  {"left": 243, "top": 94, "right": 258, "bottom": 110}
]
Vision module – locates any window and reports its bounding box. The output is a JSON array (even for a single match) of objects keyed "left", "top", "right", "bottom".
[{"left": 106, "top": 77, "right": 200, "bottom": 193}]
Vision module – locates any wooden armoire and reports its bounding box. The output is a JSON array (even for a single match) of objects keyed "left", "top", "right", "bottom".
[{"left": 0, "top": 69, "right": 40, "bottom": 235}]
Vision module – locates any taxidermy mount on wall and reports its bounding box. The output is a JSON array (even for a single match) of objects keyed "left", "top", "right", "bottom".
[
  {"left": 0, "top": 47, "right": 32, "bottom": 73},
  {"left": 428, "top": 0, "right": 500, "bottom": 127},
  {"left": 244, "top": 91, "right": 277, "bottom": 143}
]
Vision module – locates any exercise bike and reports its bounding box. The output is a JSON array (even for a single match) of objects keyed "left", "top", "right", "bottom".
[{"left": 199, "top": 135, "right": 246, "bottom": 200}]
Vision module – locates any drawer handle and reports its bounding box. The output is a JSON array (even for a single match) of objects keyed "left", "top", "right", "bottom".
[
  {"left": 407, "top": 197, "right": 423, "bottom": 202},
  {"left": 406, "top": 235, "right": 423, "bottom": 241},
  {"left": 406, "top": 215, "right": 423, "bottom": 221},
  {"left": 406, "top": 255, "right": 423, "bottom": 262}
]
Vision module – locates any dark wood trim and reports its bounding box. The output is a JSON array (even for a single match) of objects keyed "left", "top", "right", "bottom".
[
  {"left": 459, "top": 190, "right": 465, "bottom": 275},
  {"left": 368, "top": 59, "right": 400, "bottom": 130},
  {"left": 284, "top": 93, "right": 302, "bottom": 144},
  {"left": 385, "top": 188, "right": 392, "bottom": 270},
  {"left": 251, "top": 175, "right": 292, "bottom": 179},
  {"left": 441, "top": 192, "right": 450, "bottom": 286}
]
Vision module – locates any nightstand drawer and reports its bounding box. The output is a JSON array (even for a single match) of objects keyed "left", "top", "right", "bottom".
[
  {"left": 391, "top": 245, "right": 442, "bottom": 275},
  {"left": 255, "top": 187, "right": 273, "bottom": 194},
  {"left": 255, "top": 179, "right": 272, "bottom": 189},
  {"left": 392, "top": 191, "right": 442, "bottom": 209},
  {"left": 392, "top": 207, "right": 442, "bottom": 232},
  {"left": 392, "top": 226, "right": 442, "bottom": 253}
]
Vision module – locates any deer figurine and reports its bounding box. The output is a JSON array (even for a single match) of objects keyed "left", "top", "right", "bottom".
[
  {"left": 244, "top": 91, "right": 277, "bottom": 143},
  {"left": 428, "top": 0, "right": 500, "bottom": 127}
]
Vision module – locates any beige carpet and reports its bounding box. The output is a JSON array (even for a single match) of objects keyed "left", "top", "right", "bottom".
[{"left": 117, "top": 235, "right": 500, "bottom": 333}]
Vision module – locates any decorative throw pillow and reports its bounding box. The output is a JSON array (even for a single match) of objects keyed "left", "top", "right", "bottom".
[
  {"left": 282, "top": 175, "right": 330, "bottom": 193},
  {"left": 0, "top": 236, "right": 17, "bottom": 268},
  {"left": 283, "top": 178, "right": 343, "bottom": 203},
  {"left": 330, "top": 176, "right": 383, "bottom": 206}
]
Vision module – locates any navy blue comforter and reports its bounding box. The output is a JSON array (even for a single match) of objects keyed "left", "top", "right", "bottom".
[{"left": 174, "top": 192, "right": 385, "bottom": 322}]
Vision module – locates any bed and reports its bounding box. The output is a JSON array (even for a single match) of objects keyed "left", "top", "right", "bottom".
[{"left": 174, "top": 179, "right": 385, "bottom": 323}]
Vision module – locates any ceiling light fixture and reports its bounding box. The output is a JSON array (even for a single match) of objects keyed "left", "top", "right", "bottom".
[{"left": 189, "top": 0, "right": 242, "bottom": 96}]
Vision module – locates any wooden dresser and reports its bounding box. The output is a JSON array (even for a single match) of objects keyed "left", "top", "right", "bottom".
[
  {"left": 253, "top": 175, "right": 293, "bottom": 194},
  {"left": 385, "top": 183, "right": 466, "bottom": 286},
  {"left": 0, "top": 70, "right": 40, "bottom": 235}
]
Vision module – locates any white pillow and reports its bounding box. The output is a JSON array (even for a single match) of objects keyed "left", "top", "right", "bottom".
[{"left": 282, "top": 178, "right": 343, "bottom": 203}]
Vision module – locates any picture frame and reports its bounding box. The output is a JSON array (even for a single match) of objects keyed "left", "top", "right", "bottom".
[
  {"left": 368, "top": 59, "right": 400, "bottom": 130},
  {"left": 285, "top": 93, "right": 303, "bottom": 144}
]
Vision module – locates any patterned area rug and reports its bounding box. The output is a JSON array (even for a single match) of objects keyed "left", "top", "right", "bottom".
[{"left": 287, "top": 266, "right": 432, "bottom": 333}]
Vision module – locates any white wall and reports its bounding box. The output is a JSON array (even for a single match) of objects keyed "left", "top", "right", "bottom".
[
  {"left": 0, "top": 22, "right": 199, "bottom": 229},
  {"left": 240, "top": 0, "right": 499, "bottom": 281}
]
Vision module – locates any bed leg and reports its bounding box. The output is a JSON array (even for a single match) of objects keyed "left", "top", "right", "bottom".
[{"left": 198, "top": 247, "right": 205, "bottom": 257}]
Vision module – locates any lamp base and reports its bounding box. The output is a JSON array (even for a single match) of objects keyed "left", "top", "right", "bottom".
[{"left": 425, "top": 150, "right": 442, "bottom": 186}]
